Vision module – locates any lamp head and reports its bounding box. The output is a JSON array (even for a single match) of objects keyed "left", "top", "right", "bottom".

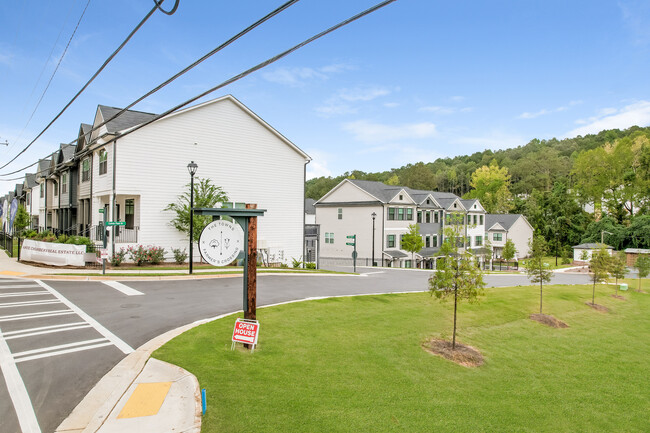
[{"left": 187, "top": 161, "right": 198, "bottom": 176}]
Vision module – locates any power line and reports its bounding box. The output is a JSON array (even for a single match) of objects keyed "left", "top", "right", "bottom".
[
  {"left": 0, "top": 0, "right": 299, "bottom": 178},
  {"left": 11, "top": 0, "right": 92, "bottom": 155},
  {"left": 110, "top": 0, "right": 399, "bottom": 143},
  {"left": 0, "top": 0, "right": 180, "bottom": 171},
  {"left": 1, "top": 0, "right": 397, "bottom": 181}
]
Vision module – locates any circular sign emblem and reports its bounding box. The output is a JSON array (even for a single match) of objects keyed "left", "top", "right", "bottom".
[{"left": 199, "top": 220, "right": 243, "bottom": 266}]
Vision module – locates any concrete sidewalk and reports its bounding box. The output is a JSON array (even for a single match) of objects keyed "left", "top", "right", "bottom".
[{"left": 1, "top": 251, "right": 204, "bottom": 433}]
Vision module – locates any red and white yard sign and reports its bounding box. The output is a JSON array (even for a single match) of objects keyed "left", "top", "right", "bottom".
[{"left": 232, "top": 318, "right": 260, "bottom": 346}]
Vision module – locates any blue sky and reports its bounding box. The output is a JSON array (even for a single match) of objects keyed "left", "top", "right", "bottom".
[{"left": 1, "top": 0, "right": 650, "bottom": 194}]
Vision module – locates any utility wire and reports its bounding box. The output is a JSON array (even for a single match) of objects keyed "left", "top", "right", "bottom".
[
  {"left": 1, "top": 0, "right": 397, "bottom": 180},
  {"left": 110, "top": 0, "right": 398, "bottom": 143},
  {"left": 11, "top": 0, "right": 92, "bottom": 155},
  {"left": 0, "top": 0, "right": 180, "bottom": 171},
  {"left": 55, "top": 0, "right": 301, "bottom": 159},
  {"left": 0, "top": 0, "right": 299, "bottom": 178}
]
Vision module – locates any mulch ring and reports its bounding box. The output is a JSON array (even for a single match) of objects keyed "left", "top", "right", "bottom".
[
  {"left": 422, "top": 339, "right": 484, "bottom": 367},
  {"left": 529, "top": 313, "right": 568, "bottom": 328},
  {"left": 611, "top": 294, "right": 626, "bottom": 300},
  {"left": 585, "top": 302, "right": 610, "bottom": 313}
]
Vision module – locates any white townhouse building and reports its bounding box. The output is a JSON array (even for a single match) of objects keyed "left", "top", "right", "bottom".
[
  {"left": 485, "top": 214, "right": 534, "bottom": 259},
  {"left": 314, "top": 179, "right": 489, "bottom": 268},
  {"left": 17, "top": 94, "right": 310, "bottom": 265}
]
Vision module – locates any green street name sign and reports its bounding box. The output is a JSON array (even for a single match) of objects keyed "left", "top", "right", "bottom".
[
  {"left": 346, "top": 242, "right": 355, "bottom": 246},
  {"left": 106, "top": 221, "right": 126, "bottom": 226},
  {"left": 346, "top": 235, "right": 355, "bottom": 239},
  {"left": 98, "top": 209, "right": 104, "bottom": 213}
]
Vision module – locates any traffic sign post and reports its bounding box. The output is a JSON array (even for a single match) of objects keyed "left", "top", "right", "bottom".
[{"left": 347, "top": 234, "right": 357, "bottom": 272}]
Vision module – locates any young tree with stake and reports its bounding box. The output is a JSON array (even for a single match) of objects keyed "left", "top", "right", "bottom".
[
  {"left": 401, "top": 224, "right": 424, "bottom": 268},
  {"left": 526, "top": 235, "right": 553, "bottom": 314},
  {"left": 635, "top": 255, "right": 650, "bottom": 292},
  {"left": 589, "top": 246, "right": 611, "bottom": 306},
  {"left": 609, "top": 252, "right": 627, "bottom": 297},
  {"left": 428, "top": 214, "right": 485, "bottom": 349}
]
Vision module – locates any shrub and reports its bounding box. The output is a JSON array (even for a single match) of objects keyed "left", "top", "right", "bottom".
[
  {"left": 127, "top": 245, "right": 166, "bottom": 266},
  {"left": 57, "top": 234, "right": 69, "bottom": 243},
  {"left": 292, "top": 256, "right": 303, "bottom": 268},
  {"left": 172, "top": 248, "right": 188, "bottom": 265},
  {"left": 305, "top": 262, "right": 316, "bottom": 269},
  {"left": 24, "top": 230, "right": 37, "bottom": 239},
  {"left": 148, "top": 246, "right": 166, "bottom": 265},
  {"left": 127, "top": 245, "right": 148, "bottom": 266},
  {"left": 110, "top": 248, "right": 127, "bottom": 266}
]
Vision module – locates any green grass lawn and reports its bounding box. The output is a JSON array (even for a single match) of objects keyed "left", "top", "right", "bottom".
[{"left": 151, "top": 281, "right": 648, "bottom": 432}]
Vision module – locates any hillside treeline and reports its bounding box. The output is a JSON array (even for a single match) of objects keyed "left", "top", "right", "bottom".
[{"left": 306, "top": 126, "right": 650, "bottom": 251}]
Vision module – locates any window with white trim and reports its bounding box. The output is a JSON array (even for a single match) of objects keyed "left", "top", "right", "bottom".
[
  {"left": 338, "top": 208, "right": 342, "bottom": 220},
  {"left": 99, "top": 149, "right": 108, "bottom": 175},
  {"left": 62, "top": 173, "right": 68, "bottom": 194},
  {"left": 325, "top": 232, "right": 334, "bottom": 244},
  {"left": 82, "top": 158, "right": 90, "bottom": 182}
]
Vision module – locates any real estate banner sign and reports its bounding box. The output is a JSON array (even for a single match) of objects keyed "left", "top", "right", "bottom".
[{"left": 21, "top": 239, "right": 87, "bottom": 267}]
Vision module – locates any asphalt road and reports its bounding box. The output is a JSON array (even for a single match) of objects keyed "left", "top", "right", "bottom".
[{"left": 0, "top": 268, "right": 593, "bottom": 433}]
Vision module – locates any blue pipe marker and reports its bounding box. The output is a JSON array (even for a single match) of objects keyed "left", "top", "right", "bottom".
[{"left": 201, "top": 389, "right": 207, "bottom": 415}]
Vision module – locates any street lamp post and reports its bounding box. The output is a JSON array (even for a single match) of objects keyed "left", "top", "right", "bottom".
[
  {"left": 187, "top": 161, "right": 198, "bottom": 274},
  {"left": 371, "top": 212, "right": 376, "bottom": 267},
  {"left": 555, "top": 231, "right": 559, "bottom": 266}
]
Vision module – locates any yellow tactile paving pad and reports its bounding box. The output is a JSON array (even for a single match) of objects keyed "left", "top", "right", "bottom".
[
  {"left": 117, "top": 382, "right": 172, "bottom": 419},
  {"left": 0, "top": 271, "right": 26, "bottom": 276}
]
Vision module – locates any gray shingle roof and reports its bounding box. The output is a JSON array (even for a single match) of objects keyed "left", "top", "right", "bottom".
[
  {"left": 61, "top": 142, "right": 75, "bottom": 162},
  {"left": 37, "top": 159, "right": 51, "bottom": 178},
  {"left": 25, "top": 173, "right": 37, "bottom": 188},
  {"left": 97, "top": 105, "right": 157, "bottom": 133},
  {"left": 485, "top": 214, "right": 522, "bottom": 231},
  {"left": 348, "top": 179, "right": 461, "bottom": 206},
  {"left": 573, "top": 243, "right": 613, "bottom": 249},
  {"left": 15, "top": 184, "right": 23, "bottom": 196}
]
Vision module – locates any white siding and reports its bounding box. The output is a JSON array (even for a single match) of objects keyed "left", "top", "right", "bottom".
[
  {"left": 111, "top": 97, "right": 308, "bottom": 263},
  {"left": 317, "top": 205, "right": 383, "bottom": 261},
  {"left": 319, "top": 181, "right": 376, "bottom": 203}
]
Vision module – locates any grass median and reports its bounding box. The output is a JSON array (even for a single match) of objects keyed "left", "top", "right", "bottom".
[{"left": 154, "top": 279, "right": 649, "bottom": 432}]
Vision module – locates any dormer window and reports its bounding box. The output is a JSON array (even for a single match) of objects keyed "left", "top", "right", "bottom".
[
  {"left": 99, "top": 149, "right": 108, "bottom": 175},
  {"left": 399, "top": 194, "right": 403, "bottom": 200},
  {"left": 453, "top": 203, "right": 457, "bottom": 208},
  {"left": 426, "top": 199, "right": 430, "bottom": 204}
]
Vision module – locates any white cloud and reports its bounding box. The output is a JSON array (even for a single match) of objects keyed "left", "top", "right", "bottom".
[
  {"left": 419, "top": 105, "right": 474, "bottom": 115},
  {"left": 449, "top": 95, "right": 466, "bottom": 102},
  {"left": 305, "top": 150, "right": 333, "bottom": 179},
  {"left": 518, "top": 101, "right": 580, "bottom": 119},
  {"left": 383, "top": 102, "right": 400, "bottom": 108},
  {"left": 619, "top": 0, "right": 650, "bottom": 45},
  {"left": 337, "top": 87, "right": 391, "bottom": 102},
  {"left": 566, "top": 100, "right": 650, "bottom": 137},
  {"left": 316, "top": 86, "right": 394, "bottom": 117},
  {"left": 342, "top": 120, "right": 437, "bottom": 144},
  {"left": 261, "top": 63, "right": 353, "bottom": 87}
]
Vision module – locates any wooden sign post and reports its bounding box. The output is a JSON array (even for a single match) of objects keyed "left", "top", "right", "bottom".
[{"left": 194, "top": 204, "right": 266, "bottom": 348}]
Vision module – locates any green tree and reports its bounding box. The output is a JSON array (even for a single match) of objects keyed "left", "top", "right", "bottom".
[
  {"left": 635, "top": 255, "right": 650, "bottom": 292},
  {"left": 502, "top": 238, "right": 517, "bottom": 261},
  {"left": 589, "top": 247, "right": 611, "bottom": 306},
  {"left": 13, "top": 205, "right": 31, "bottom": 234},
  {"left": 401, "top": 224, "right": 424, "bottom": 268},
  {"left": 526, "top": 235, "right": 553, "bottom": 314},
  {"left": 465, "top": 161, "right": 514, "bottom": 213},
  {"left": 580, "top": 250, "right": 589, "bottom": 261},
  {"left": 428, "top": 215, "right": 485, "bottom": 349},
  {"left": 165, "top": 178, "right": 229, "bottom": 242},
  {"left": 609, "top": 252, "right": 627, "bottom": 297}
]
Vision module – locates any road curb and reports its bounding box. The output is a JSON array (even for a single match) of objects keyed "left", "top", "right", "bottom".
[{"left": 54, "top": 315, "right": 220, "bottom": 433}]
